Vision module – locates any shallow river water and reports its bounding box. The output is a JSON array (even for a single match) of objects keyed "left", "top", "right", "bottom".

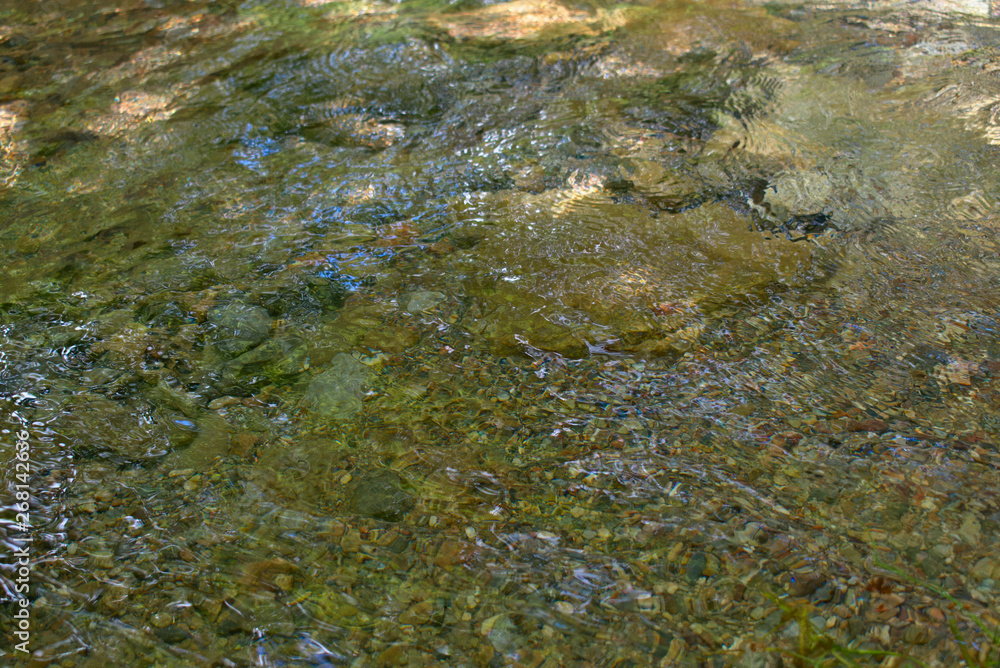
[{"left": 2, "top": 0, "right": 1000, "bottom": 665}]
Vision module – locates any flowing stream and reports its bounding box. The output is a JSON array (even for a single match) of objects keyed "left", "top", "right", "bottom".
[{"left": 2, "top": 0, "right": 1000, "bottom": 665}]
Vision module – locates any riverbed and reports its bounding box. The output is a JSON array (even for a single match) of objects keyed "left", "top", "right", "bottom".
[{"left": 2, "top": 0, "right": 1000, "bottom": 665}]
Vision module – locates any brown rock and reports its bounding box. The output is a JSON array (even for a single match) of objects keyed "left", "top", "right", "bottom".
[
  {"left": 958, "top": 431, "right": 996, "bottom": 449},
  {"left": 847, "top": 418, "right": 889, "bottom": 433},
  {"left": 229, "top": 431, "right": 262, "bottom": 458},
  {"left": 926, "top": 607, "right": 945, "bottom": 622},
  {"left": 733, "top": 582, "right": 746, "bottom": 602},
  {"left": 435, "top": 540, "right": 479, "bottom": 569},
  {"left": 772, "top": 431, "right": 804, "bottom": 449},
  {"left": 871, "top": 601, "right": 901, "bottom": 622},
  {"left": 812, "top": 421, "right": 832, "bottom": 434},
  {"left": 766, "top": 534, "right": 794, "bottom": 558},
  {"left": 399, "top": 600, "right": 435, "bottom": 625},
  {"left": 341, "top": 528, "right": 362, "bottom": 553},
  {"left": 903, "top": 624, "right": 931, "bottom": 645},
  {"left": 239, "top": 558, "right": 298, "bottom": 591},
  {"left": 377, "top": 645, "right": 407, "bottom": 664},
  {"left": 788, "top": 572, "right": 825, "bottom": 597},
  {"left": 320, "top": 520, "right": 347, "bottom": 539},
  {"left": 971, "top": 556, "right": 998, "bottom": 581},
  {"left": 427, "top": 240, "right": 455, "bottom": 255}
]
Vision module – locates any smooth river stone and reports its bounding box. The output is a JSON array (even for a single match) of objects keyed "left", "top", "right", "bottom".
[
  {"left": 404, "top": 290, "right": 446, "bottom": 313},
  {"left": 207, "top": 302, "right": 272, "bottom": 356},
  {"left": 300, "top": 353, "right": 370, "bottom": 420}
]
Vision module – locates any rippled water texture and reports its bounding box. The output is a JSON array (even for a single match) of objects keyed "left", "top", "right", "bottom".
[{"left": 3, "top": 0, "right": 1000, "bottom": 665}]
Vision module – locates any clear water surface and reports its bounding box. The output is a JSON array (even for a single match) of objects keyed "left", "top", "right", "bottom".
[{"left": 2, "top": 0, "right": 1000, "bottom": 665}]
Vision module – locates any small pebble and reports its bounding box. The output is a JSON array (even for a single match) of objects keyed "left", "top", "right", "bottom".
[{"left": 555, "top": 601, "right": 574, "bottom": 614}]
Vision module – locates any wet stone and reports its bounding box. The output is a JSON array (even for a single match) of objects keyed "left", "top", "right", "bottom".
[
  {"left": 80, "top": 367, "right": 122, "bottom": 387},
  {"left": 151, "top": 613, "right": 173, "bottom": 628},
  {"left": 399, "top": 600, "right": 435, "bottom": 625},
  {"left": 958, "top": 513, "right": 982, "bottom": 543},
  {"left": 482, "top": 614, "right": 518, "bottom": 654},
  {"left": 346, "top": 469, "right": 414, "bottom": 522},
  {"left": 971, "top": 556, "right": 999, "bottom": 581},
  {"left": 404, "top": 290, "right": 446, "bottom": 313},
  {"left": 781, "top": 621, "right": 800, "bottom": 639},
  {"left": 903, "top": 625, "right": 931, "bottom": 645},
  {"left": 216, "top": 609, "right": 253, "bottom": 636},
  {"left": 812, "top": 583, "right": 835, "bottom": 603},
  {"left": 55, "top": 394, "right": 197, "bottom": 462},
  {"left": 788, "top": 572, "right": 826, "bottom": 597},
  {"left": 360, "top": 325, "right": 421, "bottom": 354},
  {"left": 686, "top": 551, "right": 708, "bottom": 582},
  {"left": 10, "top": 3, "right": 1000, "bottom": 666},
  {"left": 225, "top": 335, "right": 309, "bottom": 386},
  {"left": 88, "top": 309, "right": 136, "bottom": 339},
  {"left": 274, "top": 574, "right": 294, "bottom": 592},
  {"left": 153, "top": 625, "right": 191, "bottom": 645},
  {"left": 139, "top": 299, "right": 187, "bottom": 331},
  {"left": 207, "top": 302, "right": 272, "bottom": 357},
  {"left": 469, "top": 306, "right": 590, "bottom": 358},
  {"left": 760, "top": 610, "right": 784, "bottom": 634},
  {"left": 147, "top": 381, "right": 203, "bottom": 419},
  {"left": 846, "top": 418, "right": 890, "bottom": 433},
  {"left": 305, "top": 275, "right": 349, "bottom": 311},
  {"left": 301, "top": 353, "right": 370, "bottom": 421},
  {"left": 350, "top": 200, "right": 403, "bottom": 227}
]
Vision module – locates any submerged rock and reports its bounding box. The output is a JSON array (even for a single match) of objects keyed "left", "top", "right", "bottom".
[
  {"left": 89, "top": 323, "right": 159, "bottom": 371},
  {"left": 52, "top": 394, "right": 198, "bottom": 463},
  {"left": 207, "top": 302, "right": 272, "bottom": 357},
  {"left": 248, "top": 438, "right": 351, "bottom": 508},
  {"left": 225, "top": 336, "right": 310, "bottom": 386},
  {"left": 465, "top": 303, "right": 591, "bottom": 358},
  {"left": 300, "top": 353, "right": 370, "bottom": 421},
  {"left": 456, "top": 192, "right": 822, "bottom": 357},
  {"left": 146, "top": 379, "right": 202, "bottom": 418},
  {"left": 359, "top": 324, "right": 421, "bottom": 354},
  {"left": 346, "top": 469, "right": 414, "bottom": 522},
  {"left": 403, "top": 291, "right": 446, "bottom": 313},
  {"left": 137, "top": 299, "right": 188, "bottom": 332}
]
